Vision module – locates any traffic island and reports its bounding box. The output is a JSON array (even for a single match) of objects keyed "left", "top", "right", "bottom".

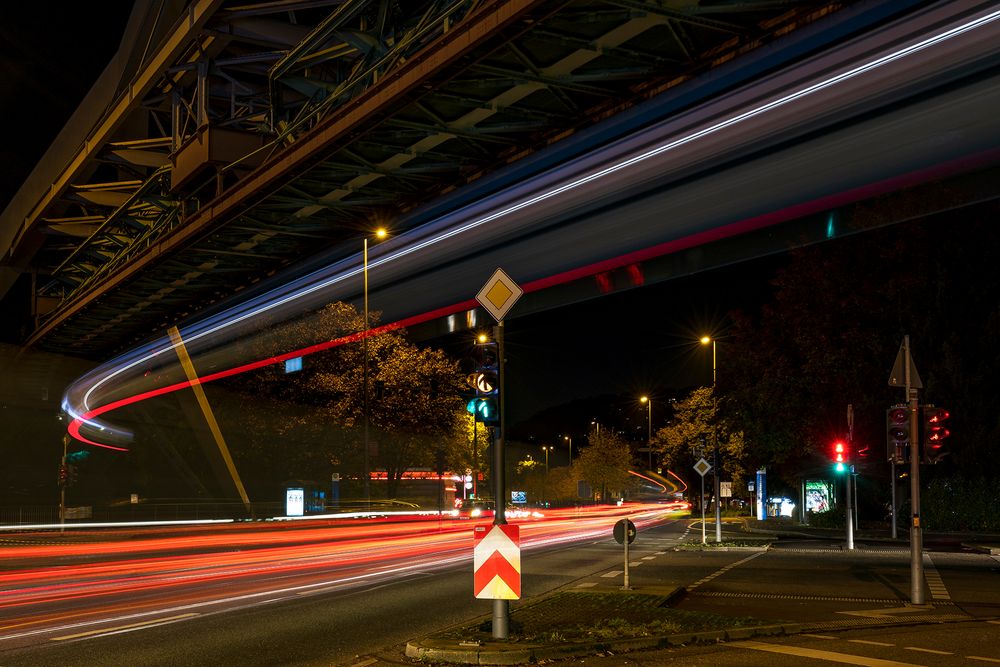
[{"left": 405, "top": 589, "right": 797, "bottom": 664}]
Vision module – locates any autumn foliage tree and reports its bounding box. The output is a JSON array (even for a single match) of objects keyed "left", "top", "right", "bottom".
[
  {"left": 222, "top": 302, "right": 468, "bottom": 499},
  {"left": 651, "top": 386, "right": 746, "bottom": 486},
  {"left": 576, "top": 429, "right": 634, "bottom": 502}
]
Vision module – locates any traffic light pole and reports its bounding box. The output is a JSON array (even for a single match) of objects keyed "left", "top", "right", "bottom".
[
  {"left": 903, "top": 336, "right": 924, "bottom": 605},
  {"left": 492, "top": 321, "right": 508, "bottom": 639},
  {"left": 846, "top": 405, "right": 854, "bottom": 550},
  {"left": 909, "top": 384, "right": 923, "bottom": 604},
  {"left": 59, "top": 434, "right": 68, "bottom": 533}
]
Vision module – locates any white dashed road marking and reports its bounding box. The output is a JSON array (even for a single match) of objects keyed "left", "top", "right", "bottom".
[{"left": 688, "top": 551, "right": 765, "bottom": 590}]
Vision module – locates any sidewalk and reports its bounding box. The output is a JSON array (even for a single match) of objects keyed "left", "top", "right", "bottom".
[{"left": 405, "top": 519, "right": 983, "bottom": 665}]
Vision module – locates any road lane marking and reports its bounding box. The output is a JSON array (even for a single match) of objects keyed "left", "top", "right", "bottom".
[
  {"left": 575, "top": 582, "right": 597, "bottom": 588},
  {"left": 601, "top": 571, "right": 623, "bottom": 578},
  {"left": 629, "top": 561, "right": 643, "bottom": 566},
  {"left": 838, "top": 605, "right": 933, "bottom": 618},
  {"left": 802, "top": 634, "right": 837, "bottom": 640},
  {"left": 969, "top": 657, "right": 1000, "bottom": 663},
  {"left": 350, "top": 659, "right": 378, "bottom": 667},
  {"left": 53, "top": 613, "right": 198, "bottom": 641},
  {"left": 732, "top": 640, "right": 924, "bottom": 666},
  {"left": 904, "top": 647, "right": 951, "bottom": 655},
  {"left": 922, "top": 554, "right": 950, "bottom": 600},
  {"left": 642, "top": 556, "right": 656, "bottom": 560},
  {"left": 849, "top": 640, "right": 895, "bottom": 647},
  {"left": 688, "top": 551, "right": 765, "bottom": 590}
]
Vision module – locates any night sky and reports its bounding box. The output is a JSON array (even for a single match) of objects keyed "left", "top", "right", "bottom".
[{"left": 0, "top": 4, "right": 133, "bottom": 214}]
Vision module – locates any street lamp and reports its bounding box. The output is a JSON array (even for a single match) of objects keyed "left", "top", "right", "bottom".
[
  {"left": 363, "top": 228, "right": 387, "bottom": 510},
  {"left": 541, "top": 445, "right": 553, "bottom": 505},
  {"left": 563, "top": 435, "right": 572, "bottom": 464},
  {"left": 541, "top": 445, "right": 553, "bottom": 473},
  {"left": 700, "top": 335, "right": 721, "bottom": 542},
  {"left": 640, "top": 396, "right": 652, "bottom": 470},
  {"left": 699, "top": 336, "right": 716, "bottom": 386}
]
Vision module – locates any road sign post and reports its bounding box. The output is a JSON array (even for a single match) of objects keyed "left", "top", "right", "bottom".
[
  {"left": 613, "top": 518, "right": 636, "bottom": 589},
  {"left": 889, "top": 335, "right": 924, "bottom": 605},
  {"left": 694, "top": 458, "right": 712, "bottom": 545},
  {"left": 474, "top": 524, "right": 521, "bottom": 600},
  {"left": 475, "top": 268, "right": 523, "bottom": 639}
]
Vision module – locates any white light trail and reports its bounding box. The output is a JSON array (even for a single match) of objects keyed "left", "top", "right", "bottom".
[{"left": 70, "top": 8, "right": 1000, "bottom": 437}]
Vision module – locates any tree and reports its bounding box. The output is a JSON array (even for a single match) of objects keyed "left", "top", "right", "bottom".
[
  {"left": 722, "top": 209, "right": 1000, "bottom": 497},
  {"left": 222, "top": 302, "right": 468, "bottom": 499},
  {"left": 576, "top": 429, "right": 634, "bottom": 502},
  {"left": 651, "top": 386, "right": 746, "bottom": 486}
]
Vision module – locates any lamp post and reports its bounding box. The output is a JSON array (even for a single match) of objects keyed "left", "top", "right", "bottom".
[
  {"left": 363, "top": 228, "right": 387, "bottom": 510},
  {"left": 700, "top": 335, "right": 722, "bottom": 542},
  {"left": 541, "top": 445, "right": 553, "bottom": 504},
  {"left": 640, "top": 396, "right": 652, "bottom": 470},
  {"left": 699, "top": 336, "right": 716, "bottom": 386},
  {"left": 563, "top": 435, "right": 572, "bottom": 464}
]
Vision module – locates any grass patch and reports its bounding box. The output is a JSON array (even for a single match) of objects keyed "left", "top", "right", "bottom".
[
  {"left": 438, "top": 591, "right": 770, "bottom": 644},
  {"left": 675, "top": 538, "right": 771, "bottom": 550}
]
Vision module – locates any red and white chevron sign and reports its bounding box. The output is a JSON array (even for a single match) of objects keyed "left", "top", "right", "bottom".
[{"left": 473, "top": 524, "right": 520, "bottom": 599}]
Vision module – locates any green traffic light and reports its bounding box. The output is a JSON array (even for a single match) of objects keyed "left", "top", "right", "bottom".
[{"left": 835, "top": 462, "right": 846, "bottom": 473}]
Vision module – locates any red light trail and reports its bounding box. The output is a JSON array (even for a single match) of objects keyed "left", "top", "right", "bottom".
[{"left": 0, "top": 505, "right": 682, "bottom": 647}]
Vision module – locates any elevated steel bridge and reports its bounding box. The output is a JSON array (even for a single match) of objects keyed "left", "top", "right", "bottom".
[{"left": 1, "top": 0, "right": 998, "bottom": 360}]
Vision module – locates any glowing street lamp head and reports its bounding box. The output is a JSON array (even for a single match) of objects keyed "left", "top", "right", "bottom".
[
  {"left": 477, "top": 332, "right": 488, "bottom": 343},
  {"left": 374, "top": 228, "right": 387, "bottom": 240},
  {"left": 700, "top": 336, "right": 712, "bottom": 345},
  {"left": 640, "top": 395, "right": 649, "bottom": 404}
]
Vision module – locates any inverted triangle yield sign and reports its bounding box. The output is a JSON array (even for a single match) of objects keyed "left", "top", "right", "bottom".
[{"left": 473, "top": 524, "right": 520, "bottom": 599}]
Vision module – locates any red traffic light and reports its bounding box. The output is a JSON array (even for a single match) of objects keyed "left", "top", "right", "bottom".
[{"left": 921, "top": 406, "right": 952, "bottom": 464}]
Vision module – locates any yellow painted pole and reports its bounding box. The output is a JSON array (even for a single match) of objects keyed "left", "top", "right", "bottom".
[{"left": 168, "top": 326, "right": 252, "bottom": 515}]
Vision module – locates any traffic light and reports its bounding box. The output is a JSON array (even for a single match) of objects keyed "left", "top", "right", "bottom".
[
  {"left": 886, "top": 406, "right": 909, "bottom": 464},
  {"left": 922, "top": 406, "right": 951, "bottom": 464},
  {"left": 474, "top": 397, "right": 499, "bottom": 425},
  {"left": 472, "top": 337, "right": 499, "bottom": 425},
  {"left": 58, "top": 464, "right": 68, "bottom": 487},
  {"left": 831, "top": 440, "right": 848, "bottom": 473}
]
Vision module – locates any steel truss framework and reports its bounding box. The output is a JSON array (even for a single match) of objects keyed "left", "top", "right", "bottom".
[{"left": 18, "top": 0, "right": 849, "bottom": 356}]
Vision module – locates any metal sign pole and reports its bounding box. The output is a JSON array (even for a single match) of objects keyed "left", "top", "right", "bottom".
[
  {"left": 846, "top": 404, "right": 855, "bottom": 550},
  {"left": 904, "top": 336, "right": 923, "bottom": 605},
  {"left": 492, "top": 320, "right": 509, "bottom": 639},
  {"left": 701, "top": 473, "right": 706, "bottom": 545},
  {"left": 623, "top": 519, "right": 630, "bottom": 590}
]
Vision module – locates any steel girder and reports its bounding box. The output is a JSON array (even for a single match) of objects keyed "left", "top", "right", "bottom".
[{"left": 18, "top": 0, "right": 851, "bottom": 356}]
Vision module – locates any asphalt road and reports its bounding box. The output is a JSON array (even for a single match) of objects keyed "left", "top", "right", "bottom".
[
  {"left": 2, "top": 515, "right": 998, "bottom": 666},
  {"left": 0, "top": 508, "right": 685, "bottom": 665}
]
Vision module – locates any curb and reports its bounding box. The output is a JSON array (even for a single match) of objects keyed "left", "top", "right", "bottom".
[
  {"left": 962, "top": 542, "right": 1000, "bottom": 555},
  {"left": 405, "top": 623, "right": 800, "bottom": 664}
]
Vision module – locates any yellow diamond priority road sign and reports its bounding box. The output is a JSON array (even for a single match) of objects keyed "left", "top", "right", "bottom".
[{"left": 476, "top": 268, "right": 523, "bottom": 322}]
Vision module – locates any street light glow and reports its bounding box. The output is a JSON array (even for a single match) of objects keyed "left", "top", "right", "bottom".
[
  {"left": 375, "top": 228, "right": 387, "bottom": 239},
  {"left": 700, "top": 336, "right": 711, "bottom": 345},
  {"left": 640, "top": 396, "right": 648, "bottom": 403}
]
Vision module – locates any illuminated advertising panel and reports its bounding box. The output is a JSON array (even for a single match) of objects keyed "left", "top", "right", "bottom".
[
  {"left": 285, "top": 487, "right": 304, "bottom": 516},
  {"left": 805, "top": 480, "right": 833, "bottom": 513}
]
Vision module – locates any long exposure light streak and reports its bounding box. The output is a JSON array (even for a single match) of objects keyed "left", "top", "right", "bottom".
[
  {"left": 64, "top": 8, "right": 1000, "bottom": 449},
  {"left": 0, "top": 505, "right": 679, "bottom": 645}
]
